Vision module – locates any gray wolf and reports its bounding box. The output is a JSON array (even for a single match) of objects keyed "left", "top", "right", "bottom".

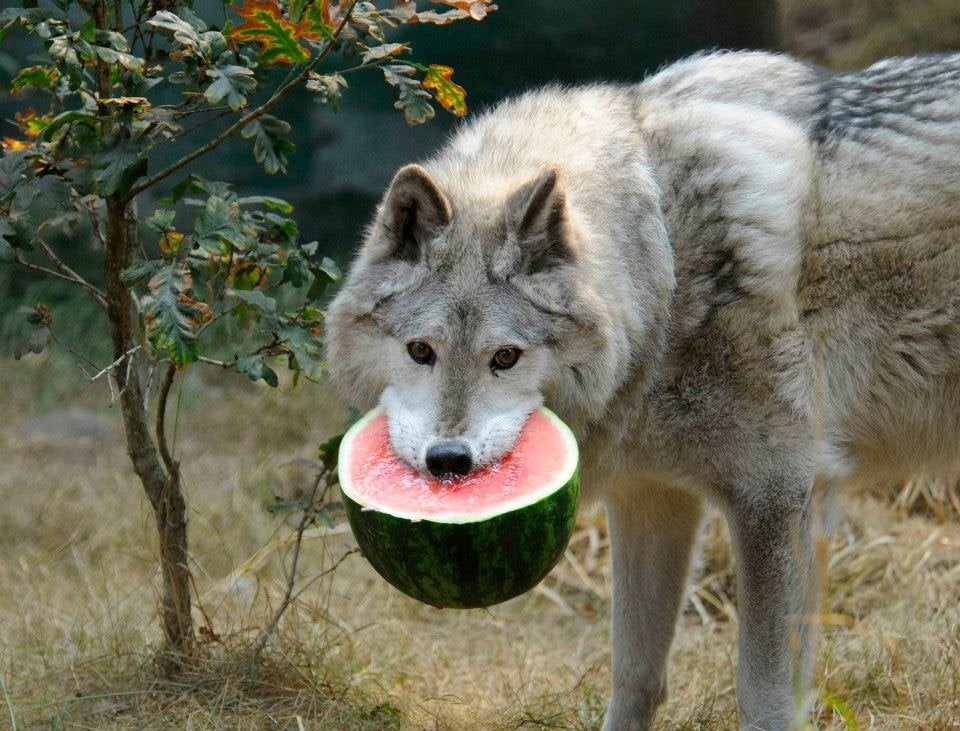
[{"left": 325, "top": 50, "right": 960, "bottom": 729}]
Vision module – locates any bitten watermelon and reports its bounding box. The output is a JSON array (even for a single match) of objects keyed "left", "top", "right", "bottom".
[{"left": 338, "top": 407, "right": 580, "bottom": 608}]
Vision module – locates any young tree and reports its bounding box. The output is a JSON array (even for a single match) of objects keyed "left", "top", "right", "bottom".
[{"left": 1, "top": 0, "right": 494, "bottom": 660}]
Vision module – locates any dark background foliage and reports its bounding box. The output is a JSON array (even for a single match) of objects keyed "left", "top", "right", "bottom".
[
  {"left": 0, "top": 0, "right": 778, "bottom": 289},
  {"left": 3, "top": 0, "right": 958, "bottom": 333}
]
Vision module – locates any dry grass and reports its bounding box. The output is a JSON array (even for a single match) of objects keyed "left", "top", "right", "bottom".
[
  {"left": 2, "top": 351, "right": 959, "bottom": 730},
  {"left": 5, "top": 7, "right": 959, "bottom": 729}
]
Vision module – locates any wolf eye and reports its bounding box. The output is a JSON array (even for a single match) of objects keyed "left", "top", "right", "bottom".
[
  {"left": 407, "top": 340, "right": 435, "bottom": 365},
  {"left": 491, "top": 347, "right": 521, "bottom": 370}
]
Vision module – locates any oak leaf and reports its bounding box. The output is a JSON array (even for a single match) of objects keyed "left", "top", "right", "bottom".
[
  {"left": 397, "top": 0, "right": 496, "bottom": 25},
  {"left": 228, "top": 0, "right": 335, "bottom": 65},
  {"left": 422, "top": 64, "right": 466, "bottom": 116}
]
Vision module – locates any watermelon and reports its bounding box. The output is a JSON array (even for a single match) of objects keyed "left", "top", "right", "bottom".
[{"left": 338, "top": 407, "right": 580, "bottom": 609}]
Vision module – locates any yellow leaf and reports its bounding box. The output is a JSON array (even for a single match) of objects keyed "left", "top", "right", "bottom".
[
  {"left": 159, "top": 231, "right": 185, "bottom": 253},
  {"left": 422, "top": 64, "right": 466, "bottom": 117},
  {"left": 1, "top": 137, "right": 31, "bottom": 151},
  {"left": 15, "top": 108, "right": 51, "bottom": 138}
]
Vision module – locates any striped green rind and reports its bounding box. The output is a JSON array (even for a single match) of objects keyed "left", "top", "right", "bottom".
[{"left": 343, "top": 467, "right": 580, "bottom": 609}]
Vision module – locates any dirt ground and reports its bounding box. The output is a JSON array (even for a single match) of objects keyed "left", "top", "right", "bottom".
[{"left": 1, "top": 357, "right": 958, "bottom": 730}]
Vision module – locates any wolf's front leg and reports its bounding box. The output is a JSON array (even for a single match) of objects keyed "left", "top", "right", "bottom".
[
  {"left": 726, "top": 485, "right": 818, "bottom": 731},
  {"left": 602, "top": 484, "right": 703, "bottom": 731}
]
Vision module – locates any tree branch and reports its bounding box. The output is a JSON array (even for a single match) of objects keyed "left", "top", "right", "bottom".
[
  {"left": 156, "top": 362, "right": 178, "bottom": 475},
  {"left": 35, "top": 239, "right": 110, "bottom": 308},
  {"left": 126, "top": 0, "right": 359, "bottom": 201},
  {"left": 48, "top": 330, "right": 101, "bottom": 372},
  {"left": 198, "top": 355, "right": 236, "bottom": 368},
  {"left": 12, "top": 252, "right": 109, "bottom": 311}
]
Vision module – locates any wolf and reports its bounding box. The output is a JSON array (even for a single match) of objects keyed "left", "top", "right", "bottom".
[{"left": 325, "top": 50, "right": 960, "bottom": 729}]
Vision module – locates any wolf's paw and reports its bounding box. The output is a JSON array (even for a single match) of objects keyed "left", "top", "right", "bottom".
[{"left": 602, "top": 681, "right": 666, "bottom": 731}]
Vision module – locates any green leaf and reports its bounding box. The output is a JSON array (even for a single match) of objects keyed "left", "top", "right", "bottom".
[
  {"left": 11, "top": 65, "right": 58, "bottom": 92},
  {"left": 307, "top": 256, "right": 342, "bottom": 301},
  {"left": 121, "top": 260, "right": 158, "bottom": 283},
  {"left": 281, "top": 322, "right": 325, "bottom": 381},
  {"left": 205, "top": 65, "right": 256, "bottom": 110},
  {"left": 160, "top": 174, "right": 205, "bottom": 206},
  {"left": 382, "top": 64, "right": 434, "bottom": 124},
  {"left": 228, "top": 0, "right": 311, "bottom": 66},
  {"left": 289, "top": 0, "right": 307, "bottom": 22},
  {"left": 228, "top": 287, "right": 277, "bottom": 324},
  {"left": 281, "top": 250, "right": 309, "bottom": 287},
  {"left": 47, "top": 35, "right": 94, "bottom": 71},
  {"left": 241, "top": 114, "right": 295, "bottom": 175},
  {"left": 318, "top": 432, "right": 344, "bottom": 469},
  {"left": 193, "top": 195, "right": 250, "bottom": 252},
  {"left": 142, "top": 265, "right": 209, "bottom": 367},
  {"left": 235, "top": 195, "right": 293, "bottom": 213},
  {"left": 265, "top": 497, "right": 310, "bottom": 515},
  {"left": 236, "top": 354, "right": 279, "bottom": 387},
  {"left": 92, "top": 45, "right": 144, "bottom": 72},
  {"left": 315, "top": 256, "right": 341, "bottom": 282},
  {"left": 148, "top": 10, "right": 226, "bottom": 62},
  {"left": 38, "top": 110, "right": 97, "bottom": 142},
  {"left": 7, "top": 176, "right": 75, "bottom": 243},
  {"left": 79, "top": 18, "right": 96, "bottom": 42},
  {"left": 305, "top": 72, "right": 347, "bottom": 111},
  {"left": 147, "top": 10, "right": 202, "bottom": 51},
  {"left": 146, "top": 209, "right": 176, "bottom": 232},
  {"left": 92, "top": 144, "right": 147, "bottom": 197},
  {"left": 93, "top": 28, "right": 130, "bottom": 51}
]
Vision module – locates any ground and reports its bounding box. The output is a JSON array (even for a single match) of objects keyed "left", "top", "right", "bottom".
[{"left": 1, "top": 354, "right": 958, "bottom": 730}]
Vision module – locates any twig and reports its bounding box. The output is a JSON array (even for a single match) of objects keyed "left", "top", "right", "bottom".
[
  {"left": 83, "top": 344, "right": 141, "bottom": 383},
  {"left": 198, "top": 355, "right": 236, "bottom": 369},
  {"left": 174, "top": 108, "right": 240, "bottom": 140},
  {"left": 156, "top": 362, "right": 177, "bottom": 475},
  {"left": 142, "top": 360, "right": 158, "bottom": 412},
  {"left": 12, "top": 253, "right": 109, "bottom": 311},
  {"left": 35, "top": 238, "right": 109, "bottom": 311},
  {"left": 126, "top": 0, "right": 360, "bottom": 201},
  {"left": 0, "top": 672, "right": 16, "bottom": 731},
  {"left": 288, "top": 547, "right": 359, "bottom": 605},
  {"left": 80, "top": 344, "right": 141, "bottom": 403},
  {"left": 248, "top": 466, "right": 338, "bottom": 669},
  {"left": 172, "top": 104, "right": 236, "bottom": 118},
  {"left": 48, "top": 330, "right": 101, "bottom": 372},
  {"left": 79, "top": 197, "right": 107, "bottom": 249}
]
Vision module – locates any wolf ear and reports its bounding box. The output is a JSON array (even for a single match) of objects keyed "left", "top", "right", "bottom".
[
  {"left": 372, "top": 164, "right": 451, "bottom": 263},
  {"left": 505, "top": 167, "right": 575, "bottom": 272}
]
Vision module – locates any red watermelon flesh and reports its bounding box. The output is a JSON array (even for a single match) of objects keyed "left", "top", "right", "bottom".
[{"left": 343, "top": 408, "right": 573, "bottom": 521}]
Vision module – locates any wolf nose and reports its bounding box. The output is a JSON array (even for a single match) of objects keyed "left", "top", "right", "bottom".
[{"left": 425, "top": 441, "right": 473, "bottom": 477}]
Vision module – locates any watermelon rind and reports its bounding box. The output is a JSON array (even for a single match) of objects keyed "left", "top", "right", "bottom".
[{"left": 338, "top": 407, "right": 580, "bottom": 609}]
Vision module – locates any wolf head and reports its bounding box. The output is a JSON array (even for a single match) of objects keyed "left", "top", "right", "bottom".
[{"left": 325, "top": 162, "right": 646, "bottom": 476}]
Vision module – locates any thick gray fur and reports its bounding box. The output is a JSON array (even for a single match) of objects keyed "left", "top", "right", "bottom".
[{"left": 325, "top": 51, "right": 960, "bottom": 730}]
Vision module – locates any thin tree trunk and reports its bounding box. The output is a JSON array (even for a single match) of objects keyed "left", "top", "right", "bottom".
[
  {"left": 94, "top": 0, "right": 194, "bottom": 660},
  {"left": 103, "top": 198, "right": 195, "bottom": 657}
]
